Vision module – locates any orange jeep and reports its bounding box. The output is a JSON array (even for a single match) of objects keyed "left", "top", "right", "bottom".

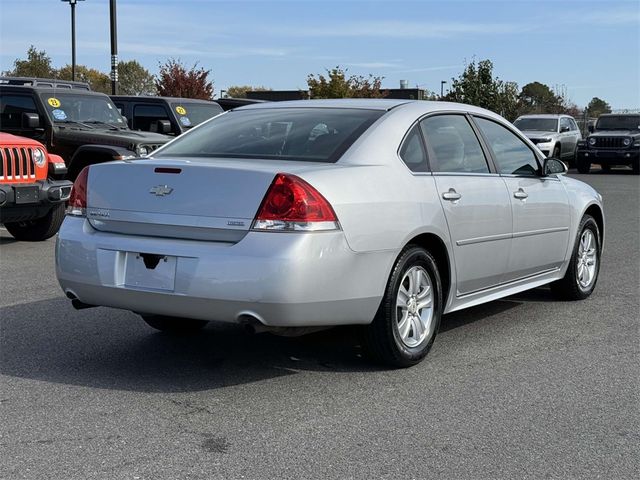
[{"left": 0, "top": 133, "right": 72, "bottom": 240}]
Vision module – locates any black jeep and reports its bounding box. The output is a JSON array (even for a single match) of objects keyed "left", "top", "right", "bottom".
[
  {"left": 576, "top": 113, "right": 640, "bottom": 174},
  {"left": 111, "top": 95, "right": 224, "bottom": 136},
  {"left": 0, "top": 77, "right": 170, "bottom": 180}
]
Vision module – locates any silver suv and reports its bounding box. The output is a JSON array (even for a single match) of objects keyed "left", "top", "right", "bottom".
[{"left": 513, "top": 114, "right": 582, "bottom": 166}]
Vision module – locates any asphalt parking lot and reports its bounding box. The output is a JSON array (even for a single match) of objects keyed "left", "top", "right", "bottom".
[{"left": 1, "top": 170, "right": 638, "bottom": 480}]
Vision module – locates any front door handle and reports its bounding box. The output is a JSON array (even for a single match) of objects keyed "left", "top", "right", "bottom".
[
  {"left": 513, "top": 188, "right": 528, "bottom": 200},
  {"left": 442, "top": 189, "right": 462, "bottom": 201}
]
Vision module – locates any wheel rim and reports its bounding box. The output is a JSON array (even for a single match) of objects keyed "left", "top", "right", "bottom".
[
  {"left": 396, "top": 266, "right": 434, "bottom": 348},
  {"left": 577, "top": 229, "right": 598, "bottom": 289}
]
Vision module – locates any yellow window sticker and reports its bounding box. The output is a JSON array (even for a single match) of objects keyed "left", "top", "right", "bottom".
[
  {"left": 175, "top": 106, "right": 187, "bottom": 115},
  {"left": 48, "top": 98, "right": 61, "bottom": 108}
]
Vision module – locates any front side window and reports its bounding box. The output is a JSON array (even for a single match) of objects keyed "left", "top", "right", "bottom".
[
  {"left": 155, "top": 108, "right": 383, "bottom": 163},
  {"left": 420, "top": 114, "right": 489, "bottom": 173},
  {"left": 0, "top": 94, "right": 38, "bottom": 128},
  {"left": 399, "top": 125, "right": 428, "bottom": 172},
  {"left": 560, "top": 117, "right": 571, "bottom": 132},
  {"left": 133, "top": 104, "right": 171, "bottom": 132},
  {"left": 475, "top": 117, "right": 540, "bottom": 176}
]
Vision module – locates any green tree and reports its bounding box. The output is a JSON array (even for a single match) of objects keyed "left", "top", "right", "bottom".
[
  {"left": 225, "top": 85, "right": 271, "bottom": 98},
  {"left": 4, "top": 45, "right": 56, "bottom": 78},
  {"left": 57, "top": 65, "right": 111, "bottom": 94},
  {"left": 586, "top": 97, "right": 612, "bottom": 117},
  {"left": 156, "top": 59, "right": 214, "bottom": 99},
  {"left": 117, "top": 60, "right": 155, "bottom": 95},
  {"left": 518, "top": 81, "right": 562, "bottom": 114},
  {"left": 307, "top": 66, "right": 386, "bottom": 99},
  {"left": 444, "top": 59, "right": 519, "bottom": 119}
]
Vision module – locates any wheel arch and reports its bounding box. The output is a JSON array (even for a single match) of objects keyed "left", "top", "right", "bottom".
[
  {"left": 584, "top": 202, "right": 605, "bottom": 248},
  {"left": 403, "top": 232, "right": 452, "bottom": 307},
  {"left": 67, "top": 145, "right": 131, "bottom": 181}
]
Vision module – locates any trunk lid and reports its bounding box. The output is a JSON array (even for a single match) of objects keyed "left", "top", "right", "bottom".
[{"left": 86, "top": 157, "right": 334, "bottom": 242}]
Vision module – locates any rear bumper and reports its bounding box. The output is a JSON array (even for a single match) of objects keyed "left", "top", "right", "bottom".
[
  {"left": 55, "top": 217, "right": 394, "bottom": 327},
  {"left": 0, "top": 179, "right": 73, "bottom": 222},
  {"left": 576, "top": 148, "right": 639, "bottom": 165}
]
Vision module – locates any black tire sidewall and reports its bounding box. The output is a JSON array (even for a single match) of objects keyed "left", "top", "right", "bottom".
[
  {"left": 573, "top": 217, "right": 601, "bottom": 296},
  {"left": 382, "top": 247, "right": 443, "bottom": 364}
]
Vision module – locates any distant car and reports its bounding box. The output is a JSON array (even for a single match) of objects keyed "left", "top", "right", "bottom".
[
  {"left": 0, "top": 133, "right": 72, "bottom": 240},
  {"left": 215, "top": 97, "right": 268, "bottom": 111},
  {"left": 576, "top": 113, "right": 640, "bottom": 174},
  {"left": 57, "top": 100, "right": 604, "bottom": 367},
  {"left": 0, "top": 77, "right": 171, "bottom": 181},
  {"left": 111, "top": 95, "right": 223, "bottom": 136},
  {"left": 513, "top": 114, "right": 582, "bottom": 165}
]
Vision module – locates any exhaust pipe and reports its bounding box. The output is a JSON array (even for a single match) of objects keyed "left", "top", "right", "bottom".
[{"left": 66, "top": 291, "right": 97, "bottom": 310}]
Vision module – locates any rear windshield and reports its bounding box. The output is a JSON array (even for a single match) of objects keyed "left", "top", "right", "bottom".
[
  {"left": 513, "top": 118, "right": 558, "bottom": 132},
  {"left": 595, "top": 115, "right": 640, "bottom": 131},
  {"left": 155, "top": 107, "right": 384, "bottom": 162}
]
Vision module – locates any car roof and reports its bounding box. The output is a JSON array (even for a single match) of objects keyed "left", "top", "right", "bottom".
[
  {"left": 235, "top": 98, "right": 508, "bottom": 120},
  {"left": 516, "top": 114, "right": 570, "bottom": 119},
  {"left": 0, "top": 84, "right": 109, "bottom": 97},
  {"left": 110, "top": 95, "right": 217, "bottom": 104},
  {"left": 238, "top": 98, "right": 413, "bottom": 111}
]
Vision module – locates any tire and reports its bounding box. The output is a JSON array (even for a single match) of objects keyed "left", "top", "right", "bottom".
[
  {"left": 3, "top": 203, "right": 65, "bottom": 241},
  {"left": 553, "top": 145, "right": 561, "bottom": 159},
  {"left": 140, "top": 314, "right": 208, "bottom": 334},
  {"left": 633, "top": 161, "right": 639, "bottom": 175},
  {"left": 362, "top": 246, "right": 443, "bottom": 368},
  {"left": 576, "top": 157, "right": 591, "bottom": 174},
  {"left": 600, "top": 164, "right": 611, "bottom": 173},
  {"left": 550, "top": 215, "right": 601, "bottom": 300}
]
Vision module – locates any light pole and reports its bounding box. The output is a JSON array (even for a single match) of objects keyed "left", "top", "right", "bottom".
[
  {"left": 440, "top": 80, "right": 447, "bottom": 98},
  {"left": 109, "top": 0, "right": 118, "bottom": 95},
  {"left": 61, "top": 0, "right": 85, "bottom": 81}
]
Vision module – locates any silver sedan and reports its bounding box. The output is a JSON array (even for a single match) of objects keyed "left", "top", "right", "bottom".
[{"left": 56, "top": 99, "right": 604, "bottom": 367}]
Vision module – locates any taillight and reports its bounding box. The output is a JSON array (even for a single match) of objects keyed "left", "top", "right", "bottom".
[
  {"left": 252, "top": 173, "right": 339, "bottom": 232},
  {"left": 67, "top": 166, "right": 89, "bottom": 217}
]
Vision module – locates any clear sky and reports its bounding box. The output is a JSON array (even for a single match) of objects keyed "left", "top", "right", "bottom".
[{"left": 1, "top": 0, "right": 638, "bottom": 109}]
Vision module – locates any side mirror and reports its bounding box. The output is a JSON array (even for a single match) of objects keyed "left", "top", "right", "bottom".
[
  {"left": 588, "top": 125, "right": 594, "bottom": 133},
  {"left": 560, "top": 125, "right": 570, "bottom": 133},
  {"left": 22, "top": 112, "right": 40, "bottom": 129},
  {"left": 152, "top": 119, "right": 172, "bottom": 134},
  {"left": 543, "top": 157, "right": 568, "bottom": 176},
  {"left": 158, "top": 119, "right": 172, "bottom": 134}
]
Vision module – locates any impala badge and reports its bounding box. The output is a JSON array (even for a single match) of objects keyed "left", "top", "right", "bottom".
[{"left": 149, "top": 185, "right": 173, "bottom": 196}]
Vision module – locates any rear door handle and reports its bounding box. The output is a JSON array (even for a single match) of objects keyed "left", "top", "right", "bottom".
[
  {"left": 513, "top": 188, "right": 528, "bottom": 200},
  {"left": 442, "top": 189, "right": 462, "bottom": 201}
]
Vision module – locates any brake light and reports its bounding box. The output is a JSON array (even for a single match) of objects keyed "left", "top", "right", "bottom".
[
  {"left": 252, "top": 173, "right": 339, "bottom": 231},
  {"left": 67, "top": 166, "right": 89, "bottom": 216}
]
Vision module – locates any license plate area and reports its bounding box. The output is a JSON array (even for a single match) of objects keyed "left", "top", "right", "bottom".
[
  {"left": 124, "top": 252, "right": 177, "bottom": 291},
  {"left": 14, "top": 186, "right": 40, "bottom": 204}
]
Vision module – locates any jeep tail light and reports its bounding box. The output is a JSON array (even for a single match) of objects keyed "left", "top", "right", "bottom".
[
  {"left": 252, "top": 173, "right": 339, "bottom": 231},
  {"left": 67, "top": 166, "right": 89, "bottom": 217}
]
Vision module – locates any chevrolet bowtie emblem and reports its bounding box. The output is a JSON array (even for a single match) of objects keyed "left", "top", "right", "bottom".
[{"left": 149, "top": 185, "right": 173, "bottom": 196}]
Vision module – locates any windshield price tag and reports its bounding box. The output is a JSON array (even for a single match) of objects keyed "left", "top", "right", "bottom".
[
  {"left": 48, "top": 98, "right": 61, "bottom": 108},
  {"left": 175, "top": 106, "right": 187, "bottom": 115},
  {"left": 52, "top": 109, "right": 67, "bottom": 120}
]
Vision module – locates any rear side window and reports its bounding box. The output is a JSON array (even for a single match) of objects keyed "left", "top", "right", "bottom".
[
  {"left": 0, "top": 94, "right": 38, "bottom": 128},
  {"left": 399, "top": 125, "right": 428, "bottom": 172},
  {"left": 156, "top": 108, "right": 384, "bottom": 163},
  {"left": 474, "top": 117, "right": 540, "bottom": 176},
  {"left": 420, "top": 115, "right": 489, "bottom": 173}
]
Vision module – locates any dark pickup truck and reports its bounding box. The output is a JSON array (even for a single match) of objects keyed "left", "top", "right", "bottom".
[
  {"left": 0, "top": 77, "right": 170, "bottom": 180},
  {"left": 576, "top": 113, "right": 640, "bottom": 174}
]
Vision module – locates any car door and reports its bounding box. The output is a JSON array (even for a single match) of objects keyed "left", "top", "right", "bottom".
[
  {"left": 420, "top": 114, "right": 513, "bottom": 296},
  {"left": 558, "top": 117, "right": 573, "bottom": 159},
  {"left": 473, "top": 116, "right": 570, "bottom": 283},
  {"left": 568, "top": 118, "right": 582, "bottom": 156}
]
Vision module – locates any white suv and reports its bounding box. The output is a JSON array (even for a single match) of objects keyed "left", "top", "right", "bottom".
[{"left": 513, "top": 114, "right": 582, "bottom": 166}]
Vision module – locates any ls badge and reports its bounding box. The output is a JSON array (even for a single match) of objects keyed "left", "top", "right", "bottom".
[{"left": 149, "top": 185, "right": 173, "bottom": 196}]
